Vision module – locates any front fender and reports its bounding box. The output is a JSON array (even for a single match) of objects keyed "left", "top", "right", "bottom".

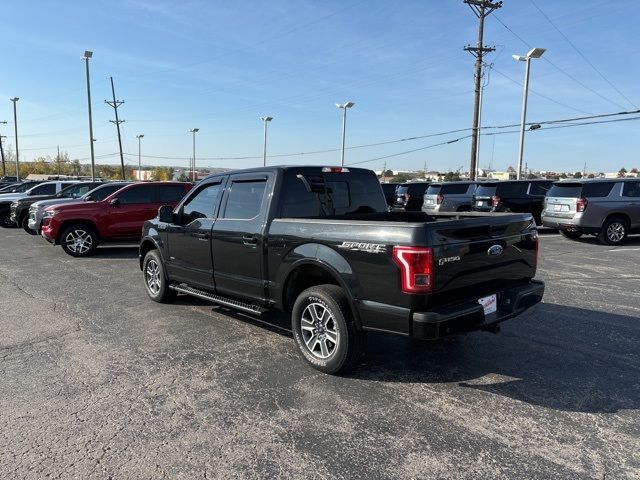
[{"left": 139, "top": 229, "right": 165, "bottom": 270}]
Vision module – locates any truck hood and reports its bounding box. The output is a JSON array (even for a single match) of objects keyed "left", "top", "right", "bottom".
[
  {"left": 0, "top": 193, "right": 28, "bottom": 203},
  {"left": 45, "top": 200, "right": 104, "bottom": 214},
  {"left": 32, "top": 197, "right": 84, "bottom": 209}
]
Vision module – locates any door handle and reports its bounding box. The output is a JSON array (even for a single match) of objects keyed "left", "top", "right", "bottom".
[
  {"left": 192, "top": 232, "right": 209, "bottom": 240},
  {"left": 242, "top": 234, "right": 258, "bottom": 245}
]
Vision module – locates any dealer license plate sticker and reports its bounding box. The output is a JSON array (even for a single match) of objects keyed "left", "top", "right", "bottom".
[{"left": 478, "top": 294, "right": 497, "bottom": 316}]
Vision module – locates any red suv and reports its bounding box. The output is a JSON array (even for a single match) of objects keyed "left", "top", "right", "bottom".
[{"left": 41, "top": 182, "right": 192, "bottom": 257}]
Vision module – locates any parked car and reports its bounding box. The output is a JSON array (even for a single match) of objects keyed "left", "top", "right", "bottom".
[
  {"left": 392, "top": 182, "right": 430, "bottom": 211},
  {"left": 41, "top": 182, "right": 192, "bottom": 257},
  {"left": 422, "top": 181, "right": 478, "bottom": 213},
  {"left": 542, "top": 179, "right": 640, "bottom": 245},
  {"left": 0, "top": 181, "right": 76, "bottom": 227},
  {"left": 28, "top": 182, "right": 132, "bottom": 235},
  {"left": 0, "top": 181, "right": 42, "bottom": 194},
  {"left": 472, "top": 179, "right": 553, "bottom": 225},
  {"left": 380, "top": 183, "right": 399, "bottom": 207},
  {"left": 11, "top": 181, "right": 104, "bottom": 233},
  {"left": 139, "top": 166, "right": 543, "bottom": 374}
]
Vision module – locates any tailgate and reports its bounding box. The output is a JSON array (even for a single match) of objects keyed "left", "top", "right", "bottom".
[
  {"left": 543, "top": 196, "right": 578, "bottom": 219},
  {"left": 429, "top": 214, "right": 537, "bottom": 305}
]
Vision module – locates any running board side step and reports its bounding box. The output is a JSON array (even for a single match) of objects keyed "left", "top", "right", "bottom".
[{"left": 169, "top": 283, "right": 268, "bottom": 316}]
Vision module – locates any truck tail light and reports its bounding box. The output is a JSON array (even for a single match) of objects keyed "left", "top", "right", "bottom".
[
  {"left": 436, "top": 194, "right": 443, "bottom": 205},
  {"left": 392, "top": 246, "right": 433, "bottom": 294},
  {"left": 321, "top": 167, "right": 350, "bottom": 173},
  {"left": 491, "top": 195, "right": 500, "bottom": 207},
  {"left": 576, "top": 197, "right": 587, "bottom": 212},
  {"left": 404, "top": 193, "right": 410, "bottom": 202}
]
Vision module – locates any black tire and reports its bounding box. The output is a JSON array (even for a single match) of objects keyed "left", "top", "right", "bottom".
[
  {"left": 598, "top": 216, "right": 628, "bottom": 246},
  {"left": 21, "top": 215, "right": 36, "bottom": 235},
  {"left": 0, "top": 209, "right": 15, "bottom": 228},
  {"left": 60, "top": 223, "right": 99, "bottom": 257},
  {"left": 291, "top": 284, "right": 365, "bottom": 375},
  {"left": 142, "top": 249, "right": 176, "bottom": 303},
  {"left": 560, "top": 229, "right": 582, "bottom": 240}
]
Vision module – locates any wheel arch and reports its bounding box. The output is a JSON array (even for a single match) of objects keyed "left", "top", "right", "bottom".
[
  {"left": 58, "top": 219, "right": 100, "bottom": 244},
  {"left": 604, "top": 212, "right": 631, "bottom": 227},
  {"left": 139, "top": 237, "right": 164, "bottom": 270}
]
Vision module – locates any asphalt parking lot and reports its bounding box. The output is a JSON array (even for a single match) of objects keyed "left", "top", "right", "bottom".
[{"left": 1, "top": 228, "right": 639, "bottom": 479}]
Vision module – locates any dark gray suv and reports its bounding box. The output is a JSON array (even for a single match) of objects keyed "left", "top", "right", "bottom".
[{"left": 542, "top": 179, "right": 640, "bottom": 245}]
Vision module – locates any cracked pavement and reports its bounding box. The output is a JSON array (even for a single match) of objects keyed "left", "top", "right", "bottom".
[{"left": 0, "top": 229, "right": 639, "bottom": 479}]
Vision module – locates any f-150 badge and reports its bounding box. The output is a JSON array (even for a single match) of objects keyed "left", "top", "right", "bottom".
[{"left": 338, "top": 241, "right": 386, "bottom": 253}]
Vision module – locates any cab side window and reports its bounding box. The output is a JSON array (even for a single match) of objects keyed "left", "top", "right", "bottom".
[{"left": 182, "top": 183, "right": 222, "bottom": 222}]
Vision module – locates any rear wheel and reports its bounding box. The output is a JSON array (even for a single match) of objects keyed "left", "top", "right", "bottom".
[
  {"left": 291, "top": 284, "right": 365, "bottom": 374},
  {"left": 21, "top": 216, "right": 36, "bottom": 235},
  {"left": 143, "top": 249, "right": 176, "bottom": 303},
  {"left": 560, "top": 229, "right": 582, "bottom": 240},
  {"left": 60, "top": 223, "right": 99, "bottom": 257},
  {"left": 598, "top": 217, "right": 628, "bottom": 246}
]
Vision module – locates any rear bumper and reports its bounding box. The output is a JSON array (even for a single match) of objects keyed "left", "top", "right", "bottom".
[
  {"left": 411, "top": 280, "right": 544, "bottom": 339},
  {"left": 541, "top": 215, "right": 599, "bottom": 233},
  {"left": 358, "top": 280, "right": 545, "bottom": 340}
]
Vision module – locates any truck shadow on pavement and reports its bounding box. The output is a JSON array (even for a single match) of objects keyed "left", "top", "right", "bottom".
[
  {"left": 349, "top": 302, "right": 640, "bottom": 414},
  {"left": 90, "top": 245, "right": 140, "bottom": 259}
]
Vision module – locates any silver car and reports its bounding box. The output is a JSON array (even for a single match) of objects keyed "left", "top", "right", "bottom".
[
  {"left": 542, "top": 179, "right": 640, "bottom": 245},
  {"left": 422, "top": 182, "right": 477, "bottom": 213},
  {"left": 28, "top": 182, "right": 130, "bottom": 233}
]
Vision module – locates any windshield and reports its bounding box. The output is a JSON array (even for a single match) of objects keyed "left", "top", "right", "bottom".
[{"left": 11, "top": 183, "right": 38, "bottom": 193}]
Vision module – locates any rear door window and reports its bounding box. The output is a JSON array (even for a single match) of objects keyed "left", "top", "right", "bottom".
[
  {"left": 426, "top": 185, "right": 442, "bottom": 195},
  {"left": 158, "top": 185, "right": 187, "bottom": 203},
  {"left": 622, "top": 182, "right": 640, "bottom": 198},
  {"left": 30, "top": 183, "right": 57, "bottom": 195},
  {"left": 441, "top": 184, "right": 469, "bottom": 195},
  {"left": 223, "top": 180, "right": 267, "bottom": 219},
  {"left": 582, "top": 182, "right": 615, "bottom": 198},
  {"left": 547, "top": 184, "right": 582, "bottom": 198},
  {"left": 118, "top": 185, "right": 154, "bottom": 204}
]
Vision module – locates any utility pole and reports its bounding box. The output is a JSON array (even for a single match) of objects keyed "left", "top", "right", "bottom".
[
  {"left": 10, "top": 98, "right": 20, "bottom": 181},
  {"left": 0, "top": 121, "right": 6, "bottom": 177},
  {"left": 105, "top": 76, "right": 126, "bottom": 180},
  {"left": 382, "top": 160, "right": 387, "bottom": 181},
  {"left": 464, "top": 0, "right": 502, "bottom": 181},
  {"left": 57, "top": 145, "right": 61, "bottom": 176},
  {"left": 423, "top": 161, "right": 427, "bottom": 180},
  {"left": 82, "top": 51, "right": 95, "bottom": 181}
]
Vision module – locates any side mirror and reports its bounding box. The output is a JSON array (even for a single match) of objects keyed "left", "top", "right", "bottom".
[
  {"left": 158, "top": 205, "right": 174, "bottom": 223},
  {"left": 109, "top": 198, "right": 120, "bottom": 206},
  {"left": 84, "top": 195, "right": 92, "bottom": 201}
]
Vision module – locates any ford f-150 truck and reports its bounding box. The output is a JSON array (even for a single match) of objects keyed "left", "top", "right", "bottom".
[{"left": 140, "top": 166, "right": 544, "bottom": 374}]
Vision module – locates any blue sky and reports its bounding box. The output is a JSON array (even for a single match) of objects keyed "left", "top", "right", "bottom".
[{"left": 0, "top": 0, "right": 638, "bottom": 173}]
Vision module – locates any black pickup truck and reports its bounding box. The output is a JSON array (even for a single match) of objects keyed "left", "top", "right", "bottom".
[{"left": 140, "top": 166, "right": 544, "bottom": 374}]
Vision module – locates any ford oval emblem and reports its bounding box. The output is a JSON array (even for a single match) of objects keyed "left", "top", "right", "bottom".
[{"left": 487, "top": 245, "right": 504, "bottom": 256}]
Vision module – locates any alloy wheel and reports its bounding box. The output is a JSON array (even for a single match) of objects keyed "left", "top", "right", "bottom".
[
  {"left": 300, "top": 302, "right": 339, "bottom": 359},
  {"left": 64, "top": 229, "right": 93, "bottom": 255},
  {"left": 146, "top": 259, "right": 161, "bottom": 295},
  {"left": 607, "top": 222, "right": 626, "bottom": 243}
]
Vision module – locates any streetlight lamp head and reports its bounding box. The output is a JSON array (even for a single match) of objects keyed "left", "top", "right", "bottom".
[
  {"left": 261, "top": 116, "right": 273, "bottom": 122},
  {"left": 83, "top": 50, "right": 93, "bottom": 59},
  {"left": 527, "top": 47, "right": 546, "bottom": 58},
  {"left": 137, "top": 134, "right": 144, "bottom": 139},
  {"left": 336, "top": 101, "right": 355, "bottom": 109},
  {"left": 189, "top": 128, "right": 199, "bottom": 133},
  {"left": 512, "top": 55, "right": 526, "bottom": 62},
  {"left": 10, "top": 97, "right": 19, "bottom": 102}
]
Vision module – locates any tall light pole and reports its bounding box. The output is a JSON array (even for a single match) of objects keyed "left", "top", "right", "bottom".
[
  {"left": 513, "top": 47, "right": 545, "bottom": 180},
  {"left": 136, "top": 134, "right": 144, "bottom": 180},
  {"left": 82, "top": 50, "right": 96, "bottom": 181},
  {"left": 0, "top": 120, "right": 7, "bottom": 177},
  {"left": 261, "top": 116, "right": 273, "bottom": 167},
  {"left": 336, "top": 101, "right": 354, "bottom": 166},
  {"left": 10, "top": 98, "right": 19, "bottom": 181},
  {"left": 189, "top": 128, "right": 199, "bottom": 182}
]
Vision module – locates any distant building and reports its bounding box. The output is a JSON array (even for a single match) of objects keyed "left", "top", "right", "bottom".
[{"left": 488, "top": 171, "right": 517, "bottom": 180}]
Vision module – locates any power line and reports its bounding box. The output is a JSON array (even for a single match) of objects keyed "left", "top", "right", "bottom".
[
  {"left": 528, "top": 0, "right": 637, "bottom": 109},
  {"left": 493, "top": 13, "right": 625, "bottom": 111}
]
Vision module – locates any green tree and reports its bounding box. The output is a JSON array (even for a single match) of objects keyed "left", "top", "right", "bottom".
[
  {"left": 618, "top": 167, "right": 628, "bottom": 177},
  {"left": 177, "top": 172, "right": 190, "bottom": 182},
  {"left": 587, "top": 173, "right": 595, "bottom": 178},
  {"left": 573, "top": 171, "right": 582, "bottom": 179}
]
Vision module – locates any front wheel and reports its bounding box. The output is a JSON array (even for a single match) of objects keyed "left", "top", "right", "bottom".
[
  {"left": 60, "top": 223, "right": 99, "bottom": 257},
  {"left": 0, "top": 210, "right": 15, "bottom": 228},
  {"left": 21, "top": 216, "right": 36, "bottom": 235},
  {"left": 291, "top": 284, "right": 365, "bottom": 375},
  {"left": 143, "top": 250, "right": 176, "bottom": 303},
  {"left": 598, "top": 217, "right": 628, "bottom": 246}
]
